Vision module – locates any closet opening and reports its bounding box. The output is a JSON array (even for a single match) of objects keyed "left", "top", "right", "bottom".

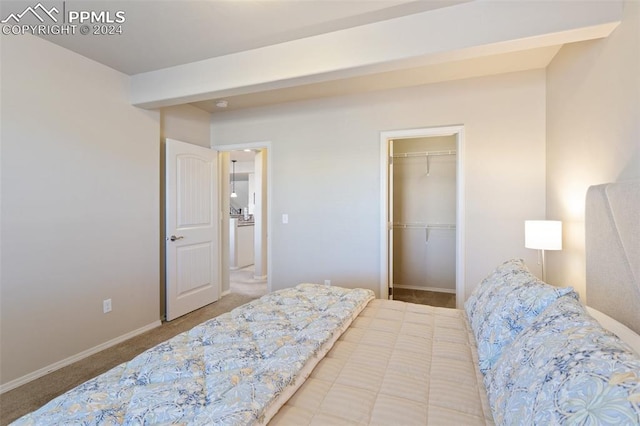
[{"left": 380, "top": 126, "right": 465, "bottom": 308}]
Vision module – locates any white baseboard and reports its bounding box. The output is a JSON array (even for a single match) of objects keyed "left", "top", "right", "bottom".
[
  {"left": 0, "top": 320, "right": 162, "bottom": 394},
  {"left": 393, "top": 285, "right": 456, "bottom": 294},
  {"left": 221, "top": 289, "right": 231, "bottom": 297},
  {"left": 253, "top": 275, "right": 267, "bottom": 280}
]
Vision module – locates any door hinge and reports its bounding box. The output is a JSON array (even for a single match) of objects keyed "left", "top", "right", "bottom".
[{"left": 388, "top": 287, "right": 393, "bottom": 297}]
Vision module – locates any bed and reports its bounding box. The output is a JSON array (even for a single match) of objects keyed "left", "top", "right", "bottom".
[{"left": 11, "top": 180, "right": 640, "bottom": 425}]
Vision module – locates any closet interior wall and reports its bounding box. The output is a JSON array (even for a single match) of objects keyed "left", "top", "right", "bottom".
[{"left": 392, "top": 136, "right": 457, "bottom": 293}]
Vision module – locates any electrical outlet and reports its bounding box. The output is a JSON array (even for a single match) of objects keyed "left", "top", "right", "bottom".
[
  {"left": 103, "top": 299, "right": 112, "bottom": 313},
  {"left": 324, "top": 279, "right": 331, "bottom": 286}
]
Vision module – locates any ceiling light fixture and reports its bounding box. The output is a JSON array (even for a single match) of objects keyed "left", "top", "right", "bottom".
[
  {"left": 230, "top": 160, "right": 238, "bottom": 198},
  {"left": 216, "top": 100, "right": 228, "bottom": 108}
]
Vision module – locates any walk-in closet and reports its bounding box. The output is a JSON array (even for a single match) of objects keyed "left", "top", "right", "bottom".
[{"left": 390, "top": 136, "right": 457, "bottom": 306}]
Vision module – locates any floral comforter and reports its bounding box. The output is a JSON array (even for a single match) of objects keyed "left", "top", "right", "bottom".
[{"left": 13, "top": 284, "right": 375, "bottom": 425}]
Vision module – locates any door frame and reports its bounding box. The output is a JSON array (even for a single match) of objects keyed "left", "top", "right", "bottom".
[
  {"left": 380, "top": 126, "right": 465, "bottom": 308},
  {"left": 214, "top": 141, "right": 272, "bottom": 294}
]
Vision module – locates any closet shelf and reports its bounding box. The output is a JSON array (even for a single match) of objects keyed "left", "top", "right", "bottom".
[
  {"left": 391, "top": 223, "right": 456, "bottom": 230},
  {"left": 391, "top": 149, "right": 456, "bottom": 158}
]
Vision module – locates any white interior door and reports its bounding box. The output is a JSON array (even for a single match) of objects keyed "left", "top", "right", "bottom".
[{"left": 166, "top": 138, "right": 219, "bottom": 321}]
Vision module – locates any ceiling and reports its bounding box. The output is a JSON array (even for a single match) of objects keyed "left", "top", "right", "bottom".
[
  {"left": 10, "top": 0, "right": 609, "bottom": 113},
  {"left": 35, "top": 0, "right": 470, "bottom": 75},
  {"left": 25, "top": 0, "right": 512, "bottom": 113},
  {"left": 191, "top": 44, "right": 562, "bottom": 113}
]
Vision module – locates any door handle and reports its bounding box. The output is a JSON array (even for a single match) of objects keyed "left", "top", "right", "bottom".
[{"left": 170, "top": 235, "right": 184, "bottom": 241}]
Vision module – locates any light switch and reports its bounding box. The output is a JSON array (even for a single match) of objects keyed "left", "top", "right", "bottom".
[{"left": 282, "top": 214, "right": 289, "bottom": 224}]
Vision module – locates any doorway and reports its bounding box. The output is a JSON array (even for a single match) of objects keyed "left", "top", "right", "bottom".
[
  {"left": 380, "top": 126, "right": 465, "bottom": 308},
  {"left": 216, "top": 142, "right": 271, "bottom": 297}
]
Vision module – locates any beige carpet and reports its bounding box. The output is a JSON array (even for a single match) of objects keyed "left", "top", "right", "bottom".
[
  {"left": 230, "top": 265, "right": 268, "bottom": 298},
  {"left": 0, "top": 292, "right": 257, "bottom": 425}
]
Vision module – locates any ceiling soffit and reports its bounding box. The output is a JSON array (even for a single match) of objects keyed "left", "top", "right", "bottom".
[{"left": 131, "top": 0, "right": 622, "bottom": 111}]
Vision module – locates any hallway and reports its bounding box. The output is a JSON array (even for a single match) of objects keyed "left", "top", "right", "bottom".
[{"left": 229, "top": 265, "right": 267, "bottom": 298}]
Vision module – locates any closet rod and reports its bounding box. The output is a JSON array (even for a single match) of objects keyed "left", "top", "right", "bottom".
[{"left": 391, "top": 149, "right": 456, "bottom": 158}]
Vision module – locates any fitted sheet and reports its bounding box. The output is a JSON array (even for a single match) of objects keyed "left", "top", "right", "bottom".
[{"left": 270, "top": 299, "right": 494, "bottom": 425}]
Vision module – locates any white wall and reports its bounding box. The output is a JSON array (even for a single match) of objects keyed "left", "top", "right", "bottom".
[
  {"left": 161, "top": 104, "right": 211, "bottom": 148},
  {"left": 212, "top": 70, "right": 547, "bottom": 298},
  {"left": 0, "top": 35, "right": 161, "bottom": 388},
  {"left": 546, "top": 1, "right": 639, "bottom": 300},
  {"left": 254, "top": 150, "right": 268, "bottom": 278}
]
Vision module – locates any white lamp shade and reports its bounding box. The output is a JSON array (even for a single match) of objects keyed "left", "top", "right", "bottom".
[{"left": 525, "top": 220, "right": 562, "bottom": 250}]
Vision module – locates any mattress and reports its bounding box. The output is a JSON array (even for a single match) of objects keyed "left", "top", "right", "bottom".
[
  {"left": 270, "top": 299, "right": 494, "bottom": 425},
  {"left": 11, "top": 285, "right": 492, "bottom": 425}
]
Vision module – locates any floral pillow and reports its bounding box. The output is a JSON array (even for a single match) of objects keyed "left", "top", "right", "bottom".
[
  {"left": 485, "top": 295, "right": 640, "bottom": 425},
  {"left": 465, "top": 259, "right": 530, "bottom": 326},
  {"left": 464, "top": 259, "right": 576, "bottom": 374}
]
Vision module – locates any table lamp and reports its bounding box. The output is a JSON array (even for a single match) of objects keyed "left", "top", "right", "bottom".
[{"left": 525, "top": 220, "right": 562, "bottom": 281}]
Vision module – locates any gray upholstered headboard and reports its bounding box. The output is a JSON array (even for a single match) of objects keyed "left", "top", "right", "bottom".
[{"left": 585, "top": 181, "right": 640, "bottom": 335}]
